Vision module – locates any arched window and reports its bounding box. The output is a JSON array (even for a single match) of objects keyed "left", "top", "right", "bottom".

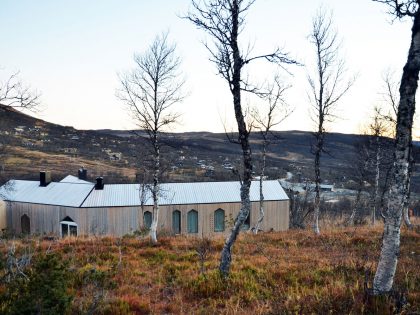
[
  {"left": 172, "top": 210, "right": 181, "bottom": 234},
  {"left": 60, "top": 216, "right": 77, "bottom": 237},
  {"left": 143, "top": 211, "right": 152, "bottom": 229},
  {"left": 187, "top": 210, "right": 198, "bottom": 233},
  {"left": 214, "top": 208, "right": 225, "bottom": 232},
  {"left": 21, "top": 214, "right": 30, "bottom": 234}
]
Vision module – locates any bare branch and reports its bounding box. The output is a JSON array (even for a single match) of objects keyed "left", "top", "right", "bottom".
[
  {"left": 0, "top": 71, "right": 41, "bottom": 112},
  {"left": 372, "top": 0, "right": 419, "bottom": 18}
]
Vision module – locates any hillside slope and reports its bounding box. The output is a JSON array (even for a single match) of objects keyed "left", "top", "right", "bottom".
[{"left": 0, "top": 105, "right": 419, "bottom": 194}]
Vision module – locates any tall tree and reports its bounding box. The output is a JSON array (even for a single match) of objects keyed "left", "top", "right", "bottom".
[
  {"left": 117, "top": 33, "right": 185, "bottom": 244},
  {"left": 251, "top": 77, "right": 291, "bottom": 234},
  {"left": 185, "top": 0, "right": 296, "bottom": 276},
  {"left": 307, "top": 8, "right": 354, "bottom": 234},
  {"left": 372, "top": 0, "right": 420, "bottom": 294},
  {"left": 368, "top": 107, "right": 390, "bottom": 225}
]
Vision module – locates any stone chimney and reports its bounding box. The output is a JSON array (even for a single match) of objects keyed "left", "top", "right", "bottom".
[
  {"left": 40, "top": 171, "right": 51, "bottom": 187},
  {"left": 95, "top": 177, "right": 104, "bottom": 190},
  {"left": 78, "top": 167, "right": 87, "bottom": 180}
]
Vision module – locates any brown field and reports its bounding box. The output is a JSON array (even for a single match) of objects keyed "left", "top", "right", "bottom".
[
  {"left": 0, "top": 222, "right": 419, "bottom": 314},
  {"left": 3, "top": 147, "right": 136, "bottom": 182}
]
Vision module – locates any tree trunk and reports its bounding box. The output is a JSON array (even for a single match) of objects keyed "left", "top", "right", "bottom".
[
  {"left": 373, "top": 12, "right": 420, "bottom": 294},
  {"left": 150, "top": 135, "right": 160, "bottom": 244},
  {"left": 253, "top": 139, "right": 267, "bottom": 234},
  {"left": 402, "top": 148, "right": 413, "bottom": 228},
  {"left": 349, "top": 185, "right": 362, "bottom": 226},
  {"left": 403, "top": 206, "right": 412, "bottom": 228},
  {"left": 219, "top": 0, "right": 252, "bottom": 277},
  {"left": 372, "top": 136, "right": 381, "bottom": 225},
  {"left": 313, "top": 135, "right": 322, "bottom": 234},
  {"left": 373, "top": 215, "right": 402, "bottom": 293}
]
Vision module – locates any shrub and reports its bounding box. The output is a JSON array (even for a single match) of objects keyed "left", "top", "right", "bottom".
[{"left": 0, "top": 252, "right": 73, "bottom": 315}]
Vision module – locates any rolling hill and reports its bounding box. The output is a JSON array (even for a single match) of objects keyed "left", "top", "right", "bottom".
[{"left": 0, "top": 105, "right": 419, "bottom": 195}]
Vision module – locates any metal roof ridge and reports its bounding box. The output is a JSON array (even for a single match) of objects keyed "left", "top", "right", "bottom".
[{"left": 78, "top": 185, "right": 96, "bottom": 207}]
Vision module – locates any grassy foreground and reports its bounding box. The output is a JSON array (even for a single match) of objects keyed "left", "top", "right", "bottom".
[{"left": 0, "top": 224, "right": 419, "bottom": 314}]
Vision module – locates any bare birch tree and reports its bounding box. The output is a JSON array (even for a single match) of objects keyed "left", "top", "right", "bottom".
[
  {"left": 0, "top": 71, "right": 40, "bottom": 189},
  {"left": 185, "top": 0, "right": 296, "bottom": 276},
  {"left": 251, "top": 77, "right": 291, "bottom": 234},
  {"left": 117, "top": 33, "right": 185, "bottom": 244},
  {"left": 372, "top": 0, "right": 420, "bottom": 294},
  {"left": 307, "top": 8, "right": 354, "bottom": 234},
  {"left": 368, "top": 107, "right": 390, "bottom": 225},
  {"left": 0, "top": 71, "right": 40, "bottom": 111}
]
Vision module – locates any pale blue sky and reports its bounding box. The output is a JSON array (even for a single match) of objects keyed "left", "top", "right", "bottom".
[{"left": 0, "top": 0, "right": 418, "bottom": 138}]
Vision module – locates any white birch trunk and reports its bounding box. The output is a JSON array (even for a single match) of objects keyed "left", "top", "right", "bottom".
[
  {"left": 313, "top": 136, "right": 322, "bottom": 235},
  {"left": 402, "top": 150, "right": 413, "bottom": 228},
  {"left": 253, "top": 139, "right": 267, "bottom": 234},
  {"left": 349, "top": 186, "right": 362, "bottom": 226},
  {"left": 372, "top": 136, "right": 381, "bottom": 226},
  {"left": 150, "top": 136, "right": 160, "bottom": 244},
  {"left": 373, "top": 12, "right": 420, "bottom": 293}
]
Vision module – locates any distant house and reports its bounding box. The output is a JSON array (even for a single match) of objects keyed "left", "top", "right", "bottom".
[
  {"left": 63, "top": 148, "right": 78, "bottom": 154},
  {"left": 14, "top": 127, "right": 25, "bottom": 134},
  {"left": 303, "top": 183, "right": 334, "bottom": 192},
  {"left": 108, "top": 152, "right": 122, "bottom": 161},
  {"left": 0, "top": 172, "right": 289, "bottom": 238}
]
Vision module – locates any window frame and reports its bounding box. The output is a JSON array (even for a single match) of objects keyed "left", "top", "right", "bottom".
[
  {"left": 143, "top": 211, "right": 152, "bottom": 229},
  {"left": 60, "top": 219, "right": 78, "bottom": 238},
  {"left": 172, "top": 210, "right": 181, "bottom": 234},
  {"left": 21, "top": 214, "right": 30, "bottom": 234},
  {"left": 214, "top": 208, "right": 225, "bottom": 232},
  {"left": 187, "top": 209, "right": 198, "bottom": 234}
]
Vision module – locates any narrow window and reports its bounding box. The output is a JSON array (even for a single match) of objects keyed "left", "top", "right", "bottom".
[
  {"left": 214, "top": 208, "right": 225, "bottom": 232},
  {"left": 143, "top": 211, "right": 152, "bottom": 229},
  {"left": 60, "top": 216, "right": 77, "bottom": 238},
  {"left": 172, "top": 210, "right": 181, "bottom": 234},
  {"left": 21, "top": 214, "right": 30, "bottom": 234},
  {"left": 187, "top": 210, "right": 198, "bottom": 233}
]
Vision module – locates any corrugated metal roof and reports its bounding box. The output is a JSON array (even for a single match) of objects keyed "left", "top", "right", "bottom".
[
  {"left": 0, "top": 180, "right": 94, "bottom": 207},
  {"left": 0, "top": 179, "right": 288, "bottom": 208},
  {"left": 60, "top": 175, "right": 92, "bottom": 184},
  {"left": 81, "top": 180, "right": 288, "bottom": 208}
]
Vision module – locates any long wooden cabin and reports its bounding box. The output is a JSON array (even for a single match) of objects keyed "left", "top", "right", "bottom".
[{"left": 0, "top": 172, "right": 289, "bottom": 238}]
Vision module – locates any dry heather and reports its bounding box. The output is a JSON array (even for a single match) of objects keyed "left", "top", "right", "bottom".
[{"left": 0, "top": 224, "right": 419, "bottom": 314}]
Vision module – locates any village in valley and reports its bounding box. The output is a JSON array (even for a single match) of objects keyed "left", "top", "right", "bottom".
[{"left": 0, "top": 0, "right": 419, "bottom": 314}]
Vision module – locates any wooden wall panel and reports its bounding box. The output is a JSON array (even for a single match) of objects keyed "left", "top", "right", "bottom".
[{"left": 6, "top": 199, "right": 289, "bottom": 237}]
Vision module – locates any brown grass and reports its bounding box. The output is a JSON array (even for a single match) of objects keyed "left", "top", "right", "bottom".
[
  {"left": 3, "top": 147, "right": 136, "bottom": 181},
  {"left": 1, "top": 223, "right": 419, "bottom": 314}
]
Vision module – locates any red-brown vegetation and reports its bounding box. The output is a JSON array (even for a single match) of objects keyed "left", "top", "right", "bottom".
[{"left": 0, "top": 222, "right": 419, "bottom": 314}]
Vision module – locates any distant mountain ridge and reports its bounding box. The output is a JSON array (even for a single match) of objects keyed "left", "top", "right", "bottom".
[{"left": 0, "top": 105, "right": 419, "bottom": 194}]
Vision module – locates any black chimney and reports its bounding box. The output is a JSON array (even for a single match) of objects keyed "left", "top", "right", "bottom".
[
  {"left": 40, "top": 171, "right": 51, "bottom": 187},
  {"left": 78, "top": 167, "right": 87, "bottom": 180},
  {"left": 95, "top": 177, "right": 104, "bottom": 190}
]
